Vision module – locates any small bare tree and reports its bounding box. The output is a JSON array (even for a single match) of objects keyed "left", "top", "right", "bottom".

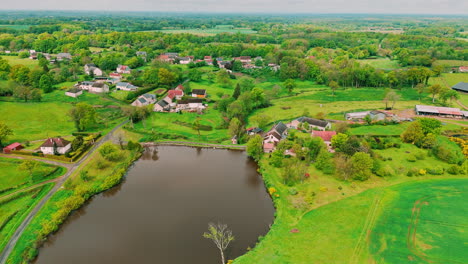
[{"left": 203, "top": 222, "right": 235, "bottom": 264}]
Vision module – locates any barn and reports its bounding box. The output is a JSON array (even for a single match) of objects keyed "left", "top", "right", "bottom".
[{"left": 3, "top": 142, "right": 24, "bottom": 154}]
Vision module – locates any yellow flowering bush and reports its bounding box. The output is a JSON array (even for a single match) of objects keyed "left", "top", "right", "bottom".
[
  {"left": 268, "top": 187, "right": 277, "bottom": 195},
  {"left": 419, "top": 169, "right": 427, "bottom": 175},
  {"left": 319, "top": 186, "right": 328, "bottom": 192}
]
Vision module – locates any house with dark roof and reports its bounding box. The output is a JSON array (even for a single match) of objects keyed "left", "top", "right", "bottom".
[
  {"left": 192, "top": 89, "right": 207, "bottom": 98},
  {"left": 65, "top": 87, "right": 83, "bottom": 98},
  {"left": 89, "top": 82, "right": 109, "bottom": 93},
  {"left": 288, "top": 117, "right": 331, "bottom": 131},
  {"left": 176, "top": 98, "right": 205, "bottom": 111},
  {"left": 246, "top": 127, "right": 263, "bottom": 136},
  {"left": 452, "top": 82, "right": 468, "bottom": 93},
  {"left": 40, "top": 138, "right": 71, "bottom": 155},
  {"left": 116, "top": 82, "right": 138, "bottom": 91},
  {"left": 153, "top": 99, "right": 170, "bottom": 112},
  {"left": 84, "top": 64, "right": 103, "bottom": 76},
  {"left": 264, "top": 122, "right": 288, "bottom": 147},
  {"left": 132, "top": 94, "right": 156, "bottom": 107}
]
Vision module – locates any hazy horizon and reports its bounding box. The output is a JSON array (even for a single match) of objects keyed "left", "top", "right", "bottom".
[{"left": 1, "top": 0, "right": 467, "bottom": 15}]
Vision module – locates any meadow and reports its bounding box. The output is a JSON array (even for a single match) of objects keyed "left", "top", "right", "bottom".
[
  {"left": 0, "top": 56, "right": 38, "bottom": 69},
  {"left": 0, "top": 157, "right": 63, "bottom": 194},
  {"left": 429, "top": 73, "right": 468, "bottom": 87},
  {"left": 357, "top": 58, "right": 401, "bottom": 70}
]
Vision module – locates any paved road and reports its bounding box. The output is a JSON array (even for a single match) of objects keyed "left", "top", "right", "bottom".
[
  {"left": 0, "top": 120, "right": 127, "bottom": 264},
  {"left": 0, "top": 154, "right": 73, "bottom": 168}
]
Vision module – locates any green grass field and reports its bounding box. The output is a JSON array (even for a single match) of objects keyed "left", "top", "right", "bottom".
[
  {"left": 432, "top": 60, "right": 467, "bottom": 67},
  {"left": 0, "top": 157, "right": 63, "bottom": 193},
  {"left": 0, "top": 183, "right": 54, "bottom": 253},
  {"left": 358, "top": 58, "right": 402, "bottom": 69},
  {"left": 133, "top": 107, "right": 230, "bottom": 143},
  {"left": 0, "top": 56, "right": 38, "bottom": 69},
  {"left": 370, "top": 179, "right": 468, "bottom": 264},
  {"left": 429, "top": 73, "right": 468, "bottom": 87}
]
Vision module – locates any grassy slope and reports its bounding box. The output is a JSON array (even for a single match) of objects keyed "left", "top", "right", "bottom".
[
  {"left": 0, "top": 183, "right": 54, "bottom": 253},
  {"left": 429, "top": 73, "right": 468, "bottom": 87},
  {"left": 0, "top": 56, "right": 38, "bottom": 69},
  {"left": 0, "top": 157, "right": 62, "bottom": 193}
]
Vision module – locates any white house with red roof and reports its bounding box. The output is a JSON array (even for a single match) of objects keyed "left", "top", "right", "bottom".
[
  {"left": 459, "top": 66, "right": 468, "bottom": 73},
  {"left": 312, "top": 131, "right": 337, "bottom": 151},
  {"left": 40, "top": 138, "right": 71, "bottom": 155},
  {"left": 168, "top": 89, "right": 184, "bottom": 100}
]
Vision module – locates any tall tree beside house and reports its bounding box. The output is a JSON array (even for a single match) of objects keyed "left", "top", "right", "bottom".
[
  {"left": 329, "top": 80, "right": 339, "bottom": 96},
  {"left": 19, "top": 160, "right": 39, "bottom": 183},
  {"left": 232, "top": 83, "right": 241, "bottom": 99},
  {"left": 68, "top": 102, "right": 97, "bottom": 132},
  {"left": 39, "top": 74, "right": 54, "bottom": 93},
  {"left": 158, "top": 68, "right": 177, "bottom": 86},
  {"left": 203, "top": 223, "right": 235, "bottom": 264},
  {"left": 428, "top": 84, "right": 442, "bottom": 103},
  {"left": 0, "top": 122, "right": 13, "bottom": 147},
  {"left": 246, "top": 134, "right": 263, "bottom": 161}
]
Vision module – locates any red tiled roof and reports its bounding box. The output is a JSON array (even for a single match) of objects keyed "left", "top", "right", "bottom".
[
  {"left": 4, "top": 142, "right": 22, "bottom": 150},
  {"left": 312, "top": 131, "right": 337, "bottom": 142},
  {"left": 168, "top": 90, "right": 183, "bottom": 97},
  {"left": 263, "top": 143, "right": 275, "bottom": 149},
  {"left": 40, "top": 138, "right": 71, "bottom": 148},
  {"left": 176, "top": 84, "right": 185, "bottom": 90}
]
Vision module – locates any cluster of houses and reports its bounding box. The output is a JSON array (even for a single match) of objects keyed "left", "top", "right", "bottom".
[
  {"left": 3, "top": 137, "right": 71, "bottom": 155},
  {"left": 28, "top": 50, "right": 72, "bottom": 63},
  {"left": 259, "top": 116, "right": 337, "bottom": 153},
  {"left": 153, "top": 85, "right": 207, "bottom": 113},
  {"left": 157, "top": 52, "right": 279, "bottom": 71}
]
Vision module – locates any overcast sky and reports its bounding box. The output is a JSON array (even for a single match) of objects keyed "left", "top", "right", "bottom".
[{"left": 2, "top": 0, "right": 468, "bottom": 14}]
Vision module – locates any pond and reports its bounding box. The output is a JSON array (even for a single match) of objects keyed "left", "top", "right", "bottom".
[{"left": 34, "top": 146, "right": 274, "bottom": 264}]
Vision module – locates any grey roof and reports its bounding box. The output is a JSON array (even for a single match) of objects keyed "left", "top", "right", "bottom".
[
  {"left": 157, "top": 100, "right": 169, "bottom": 107},
  {"left": 138, "top": 98, "right": 147, "bottom": 104},
  {"left": 296, "top": 117, "right": 329, "bottom": 128},
  {"left": 192, "top": 89, "right": 206, "bottom": 95},
  {"left": 452, "top": 82, "right": 468, "bottom": 92},
  {"left": 272, "top": 122, "right": 287, "bottom": 136},
  {"left": 81, "top": 81, "right": 94, "bottom": 85},
  {"left": 92, "top": 82, "right": 106, "bottom": 88},
  {"left": 178, "top": 98, "right": 203, "bottom": 104},
  {"left": 142, "top": 93, "right": 156, "bottom": 100}
]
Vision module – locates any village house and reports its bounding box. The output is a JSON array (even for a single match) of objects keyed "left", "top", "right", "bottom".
[
  {"left": 219, "top": 61, "right": 230, "bottom": 69},
  {"left": 312, "top": 131, "right": 337, "bottom": 151},
  {"left": 116, "top": 82, "right": 138, "bottom": 91},
  {"left": 158, "top": 52, "right": 179, "bottom": 63},
  {"left": 246, "top": 127, "right": 263, "bottom": 136},
  {"left": 179, "top": 56, "right": 193, "bottom": 64},
  {"left": 288, "top": 117, "right": 331, "bottom": 131},
  {"left": 77, "top": 81, "right": 95, "bottom": 90},
  {"left": 3, "top": 142, "right": 23, "bottom": 154},
  {"left": 235, "top": 56, "right": 252, "bottom": 65},
  {"left": 116, "top": 64, "right": 131, "bottom": 74},
  {"left": 89, "top": 82, "right": 109, "bottom": 93},
  {"left": 84, "top": 64, "right": 103, "bottom": 76},
  {"left": 204, "top": 56, "right": 213, "bottom": 65},
  {"left": 136, "top": 51, "right": 147, "bottom": 57},
  {"left": 56, "top": 53, "right": 72, "bottom": 61},
  {"left": 458, "top": 66, "right": 468, "bottom": 73},
  {"left": 168, "top": 89, "right": 184, "bottom": 100},
  {"left": 452, "top": 82, "right": 468, "bottom": 93},
  {"left": 192, "top": 89, "right": 207, "bottom": 98},
  {"left": 268, "top": 63, "right": 280, "bottom": 71},
  {"left": 40, "top": 138, "right": 71, "bottom": 155},
  {"left": 153, "top": 99, "right": 171, "bottom": 112},
  {"left": 65, "top": 87, "right": 83, "bottom": 98},
  {"left": 29, "top": 50, "right": 38, "bottom": 59},
  {"left": 131, "top": 94, "right": 156, "bottom": 107},
  {"left": 263, "top": 122, "right": 288, "bottom": 152},
  {"left": 175, "top": 84, "right": 185, "bottom": 91},
  {"left": 94, "top": 77, "right": 119, "bottom": 85},
  {"left": 176, "top": 98, "right": 205, "bottom": 112}
]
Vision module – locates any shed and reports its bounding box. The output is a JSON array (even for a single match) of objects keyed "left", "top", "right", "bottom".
[{"left": 3, "top": 142, "right": 24, "bottom": 154}]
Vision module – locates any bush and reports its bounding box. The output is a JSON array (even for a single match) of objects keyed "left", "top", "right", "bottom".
[
  {"left": 376, "top": 165, "right": 395, "bottom": 177},
  {"left": 406, "top": 168, "right": 419, "bottom": 177},
  {"left": 447, "top": 165, "right": 464, "bottom": 175},
  {"left": 414, "top": 151, "right": 426, "bottom": 160},
  {"left": 427, "top": 166, "right": 444, "bottom": 175},
  {"left": 406, "top": 154, "right": 417, "bottom": 162}
]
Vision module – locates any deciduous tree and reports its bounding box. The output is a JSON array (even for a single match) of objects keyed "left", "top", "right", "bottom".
[{"left": 203, "top": 223, "right": 235, "bottom": 264}]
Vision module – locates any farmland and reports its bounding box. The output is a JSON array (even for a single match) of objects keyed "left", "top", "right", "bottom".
[
  {"left": 357, "top": 58, "right": 401, "bottom": 70},
  {"left": 0, "top": 56, "right": 38, "bottom": 69},
  {"left": 429, "top": 73, "right": 468, "bottom": 87}
]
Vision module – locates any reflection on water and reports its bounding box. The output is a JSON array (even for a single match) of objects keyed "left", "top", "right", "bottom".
[{"left": 34, "top": 146, "right": 274, "bottom": 264}]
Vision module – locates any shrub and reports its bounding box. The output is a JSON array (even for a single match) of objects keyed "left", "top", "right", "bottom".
[
  {"left": 376, "top": 165, "right": 395, "bottom": 177},
  {"left": 288, "top": 188, "right": 298, "bottom": 195},
  {"left": 414, "top": 151, "right": 426, "bottom": 160},
  {"left": 419, "top": 169, "right": 427, "bottom": 175},
  {"left": 447, "top": 165, "right": 463, "bottom": 175},
  {"left": 406, "top": 168, "right": 419, "bottom": 177},
  {"left": 427, "top": 166, "right": 444, "bottom": 175},
  {"left": 406, "top": 154, "right": 417, "bottom": 162}
]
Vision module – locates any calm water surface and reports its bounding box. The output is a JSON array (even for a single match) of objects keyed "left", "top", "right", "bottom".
[{"left": 34, "top": 146, "right": 274, "bottom": 264}]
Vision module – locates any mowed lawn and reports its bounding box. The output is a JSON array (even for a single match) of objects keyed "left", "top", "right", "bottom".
[
  {"left": 0, "top": 56, "right": 38, "bottom": 69},
  {"left": 429, "top": 73, "right": 468, "bottom": 87},
  {"left": 370, "top": 179, "right": 468, "bottom": 264},
  {"left": 0, "top": 101, "right": 74, "bottom": 142}
]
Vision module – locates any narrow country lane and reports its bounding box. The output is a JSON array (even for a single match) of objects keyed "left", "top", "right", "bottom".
[{"left": 0, "top": 120, "right": 128, "bottom": 264}]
